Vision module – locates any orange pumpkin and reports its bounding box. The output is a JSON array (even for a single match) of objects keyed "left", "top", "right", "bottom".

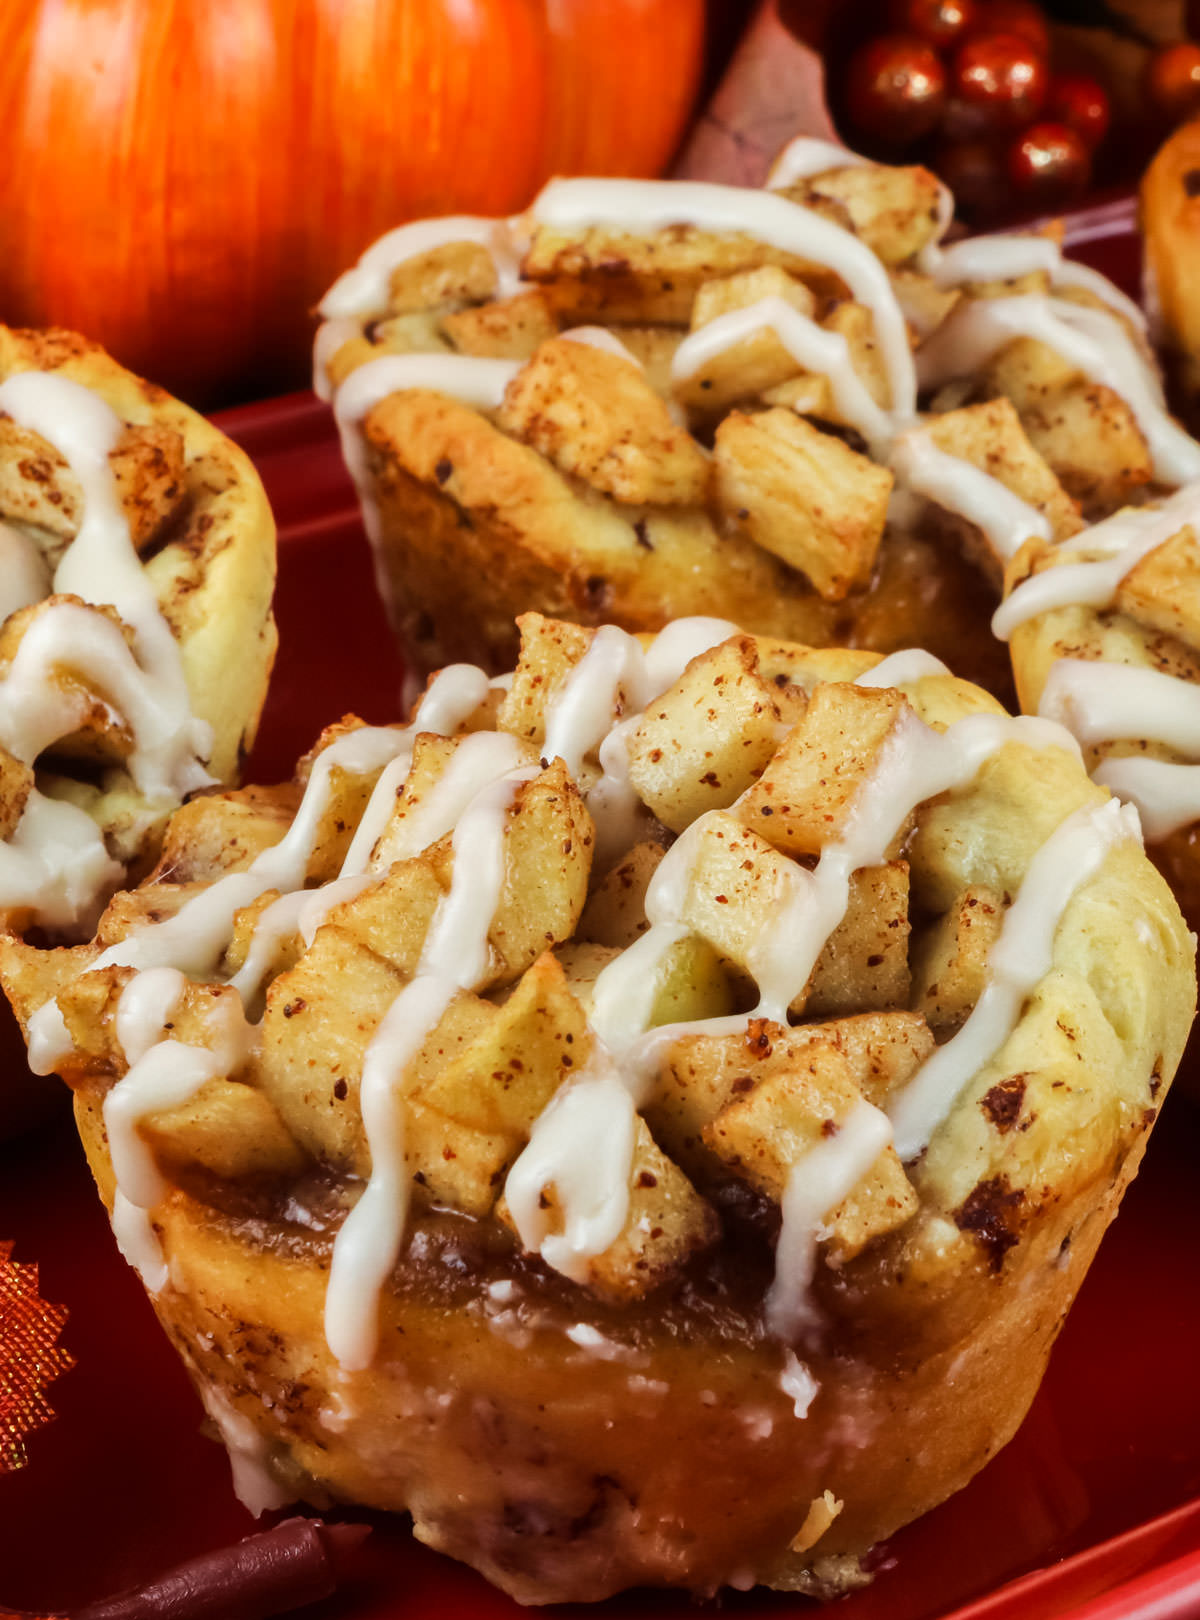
[{"left": 0, "top": 0, "right": 705, "bottom": 406}]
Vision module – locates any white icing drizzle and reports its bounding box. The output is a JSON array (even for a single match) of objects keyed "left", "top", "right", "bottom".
[
  {"left": 926, "top": 232, "right": 1148, "bottom": 333},
  {"left": 26, "top": 999, "right": 73, "bottom": 1076},
  {"left": 58, "top": 660, "right": 507, "bottom": 1324},
  {"left": 888, "top": 798, "right": 1140, "bottom": 1158},
  {"left": 1055, "top": 258, "right": 1151, "bottom": 335},
  {"left": 337, "top": 750, "right": 419, "bottom": 878},
  {"left": 778, "top": 1348, "right": 820, "bottom": 1419},
  {"left": 1039, "top": 659, "right": 1200, "bottom": 839},
  {"left": 641, "top": 616, "right": 745, "bottom": 695},
  {"left": 333, "top": 353, "right": 519, "bottom": 436},
  {"left": 91, "top": 729, "right": 412, "bottom": 980},
  {"left": 543, "top": 625, "right": 646, "bottom": 780},
  {"left": 88, "top": 663, "right": 489, "bottom": 984},
  {"left": 917, "top": 295, "right": 1200, "bottom": 486},
  {"left": 855, "top": 648, "right": 951, "bottom": 688},
  {"left": 766, "top": 1100, "right": 893, "bottom": 1342},
  {"left": 422, "top": 764, "right": 538, "bottom": 986},
  {"left": 666, "top": 297, "right": 1058, "bottom": 550},
  {"left": 374, "top": 729, "right": 527, "bottom": 863},
  {"left": 507, "top": 757, "right": 737, "bottom": 1274},
  {"left": 227, "top": 888, "right": 310, "bottom": 1004},
  {"left": 42, "top": 602, "right": 1143, "bottom": 1357},
  {"left": 0, "top": 791, "right": 122, "bottom": 934},
  {"left": 224, "top": 875, "right": 380, "bottom": 1006},
  {"left": 932, "top": 235, "right": 1061, "bottom": 285},
  {"left": 766, "top": 137, "right": 870, "bottom": 189},
  {"left": 505, "top": 1048, "right": 640, "bottom": 1284},
  {"left": 299, "top": 875, "right": 373, "bottom": 944},
  {"left": 319, "top": 215, "right": 525, "bottom": 321},
  {"left": 558, "top": 326, "right": 643, "bottom": 366},
  {"left": 994, "top": 479, "right": 1200, "bottom": 639},
  {"left": 198, "top": 1385, "right": 291, "bottom": 1517},
  {"left": 671, "top": 296, "right": 896, "bottom": 448},
  {"left": 1039, "top": 659, "right": 1200, "bottom": 755},
  {"left": 323, "top": 973, "right": 457, "bottom": 1368},
  {"left": 0, "top": 521, "right": 51, "bottom": 620},
  {"left": 326, "top": 763, "right": 537, "bottom": 1369},
  {"left": 105, "top": 967, "right": 256, "bottom": 1291},
  {"left": 531, "top": 177, "right": 917, "bottom": 419},
  {"left": 541, "top": 618, "right": 739, "bottom": 864},
  {"left": 320, "top": 178, "right": 1174, "bottom": 584},
  {"left": 590, "top": 921, "right": 696, "bottom": 1069},
  {"left": 1093, "top": 758, "right": 1200, "bottom": 840},
  {"left": 116, "top": 963, "right": 188, "bottom": 1064},
  {"left": 589, "top": 716, "right": 649, "bottom": 866},
  {"left": 0, "top": 372, "right": 210, "bottom": 762},
  {"left": 0, "top": 601, "right": 212, "bottom": 798},
  {"left": 711, "top": 706, "right": 1079, "bottom": 1039},
  {"left": 889, "top": 426, "right": 1051, "bottom": 562},
  {"left": 664, "top": 288, "right": 1062, "bottom": 554},
  {"left": 407, "top": 661, "right": 493, "bottom": 736}
]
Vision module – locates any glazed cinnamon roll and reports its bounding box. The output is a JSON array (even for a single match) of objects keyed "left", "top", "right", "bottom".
[
  {"left": 0, "top": 326, "right": 276, "bottom": 1130},
  {"left": 313, "top": 145, "right": 1065, "bottom": 697},
  {"left": 314, "top": 139, "right": 1192, "bottom": 712},
  {"left": 3, "top": 615, "right": 1190, "bottom": 1603}
]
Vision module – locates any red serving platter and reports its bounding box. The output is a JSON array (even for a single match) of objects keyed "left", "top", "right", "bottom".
[{"left": 3, "top": 197, "right": 1200, "bottom": 1620}]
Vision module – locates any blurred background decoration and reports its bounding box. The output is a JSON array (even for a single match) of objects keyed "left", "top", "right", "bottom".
[
  {"left": 820, "top": 0, "right": 1200, "bottom": 222},
  {"left": 5, "top": 0, "right": 1200, "bottom": 412},
  {"left": 0, "top": 0, "right": 704, "bottom": 409}
]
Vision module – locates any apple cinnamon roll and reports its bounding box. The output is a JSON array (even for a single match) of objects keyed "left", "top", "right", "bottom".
[
  {"left": 0, "top": 326, "right": 276, "bottom": 1127},
  {"left": 2, "top": 614, "right": 1190, "bottom": 1603},
  {"left": 315, "top": 140, "right": 1192, "bottom": 713}
]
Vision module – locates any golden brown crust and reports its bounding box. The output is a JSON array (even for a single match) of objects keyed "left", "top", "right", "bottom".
[{"left": 71, "top": 1100, "right": 1134, "bottom": 1604}]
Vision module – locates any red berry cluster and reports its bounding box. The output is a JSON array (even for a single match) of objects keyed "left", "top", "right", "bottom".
[
  {"left": 843, "top": 1, "right": 1105, "bottom": 218},
  {"left": 1145, "top": 40, "right": 1200, "bottom": 128}
]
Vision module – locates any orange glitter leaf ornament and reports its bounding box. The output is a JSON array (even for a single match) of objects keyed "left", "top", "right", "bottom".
[{"left": 0, "top": 1240, "right": 72, "bottom": 1471}]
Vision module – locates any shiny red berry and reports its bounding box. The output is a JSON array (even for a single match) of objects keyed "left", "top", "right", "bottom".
[
  {"left": 846, "top": 34, "right": 948, "bottom": 145},
  {"left": 970, "top": 0, "right": 1050, "bottom": 55},
  {"left": 1045, "top": 73, "right": 1110, "bottom": 150},
  {"left": 952, "top": 31, "right": 1048, "bottom": 130},
  {"left": 888, "top": 0, "right": 976, "bottom": 48},
  {"left": 1008, "top": 121, "right": 1091, "bottom": 202},
  {"left": 1145, "top": 42, "right": 1200, "bottom": 126}
]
